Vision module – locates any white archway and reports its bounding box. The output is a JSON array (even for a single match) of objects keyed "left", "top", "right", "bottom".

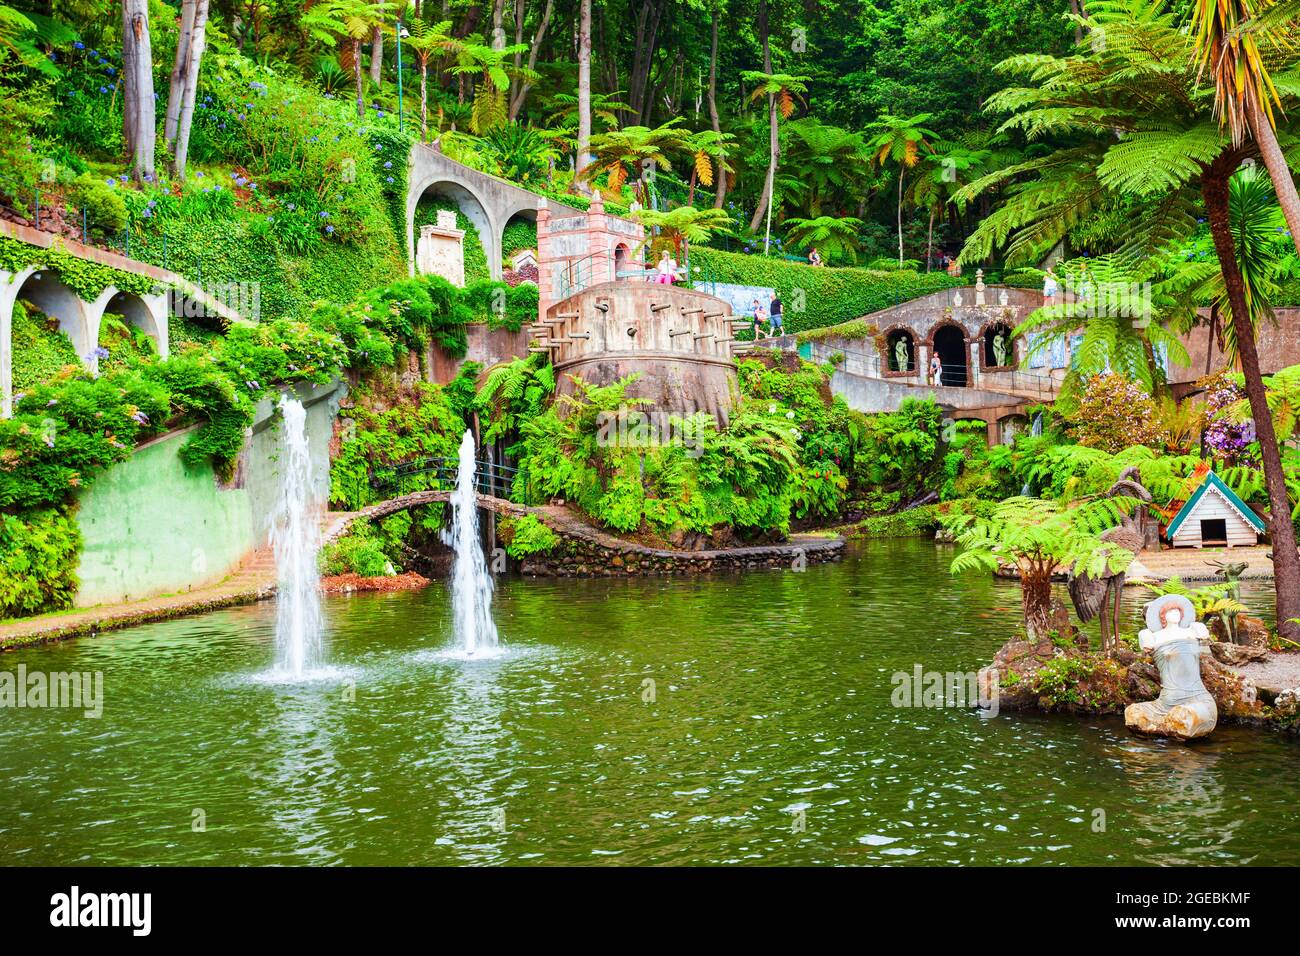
[
  {"left": 0, "top": 266, "right": 93, "bottom": 415},
  {"left": 88, "top": 286, "right": 170, "bottom": 364}
]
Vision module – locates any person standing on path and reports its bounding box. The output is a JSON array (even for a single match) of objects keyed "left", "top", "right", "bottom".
[{"left": 769, "top": 294, "right": 784, "bottom": 337}]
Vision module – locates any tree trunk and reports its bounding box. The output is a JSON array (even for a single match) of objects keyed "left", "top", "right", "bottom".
[
  {"left": 897, "top": 171, "right": 905, "bottom": 266},
  {"left": 576, "top": 0, "right": 592, "bottom": 185},
  {"left": 171, "top": 0, "right": 209, "bottom": 179},
  {"left": 1021, "top": 563, "right": 1054, "bottom": 642},
  {"left": 1203, "top": 159, "right": 1300, "bottom": 641},
  {"left": 420, "top": 60, "right": 429, "bottom": 141},
  {"left": 1246, "top": 95, "right": 1300, "bottom": 261},
  {"left": 369, "top": 25, "right": 383, "bottom": 90},
  {"left": 165, "top": 0, "right": 198, "bottom": 148},
  {"left": 748, "top": 0, "right": 774, "bottom": 234},
  {"left": 121, "top": 0, "right": 156, "bottom": 183},
  {"left": 353, "top": 37, "right": 365, "bottom": 120},
  {"left": 708, "top": 3, "right": 727, "bottom": 210},
  {"left": 926, "top": 208, "right": 934, "bottom": 272},
  {"left": 508, "top": 0, "right": 552, "bottom": 119}
]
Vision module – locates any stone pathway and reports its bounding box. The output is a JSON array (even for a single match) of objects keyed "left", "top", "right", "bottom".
[{"left": 1231, "top": 653, "right": 1300, "bottom": 699}]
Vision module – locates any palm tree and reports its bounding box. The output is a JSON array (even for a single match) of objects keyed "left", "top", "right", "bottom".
[
  {"left": 909, "top": 143, "right": 989, "bottom": 270},
  {"left": 781, "top": 119, "right": 875, "bottom": 218},
  {"left": 783, "top": 216, "right": 866, "bottom": 263},
  {"left": 632, "top": 206, "right": 733, "bottom": 270},
  {"left": 680, "top": 129, "right": 735, "bottom": 205},
  {"left": 581, "top": 120, "right": 688, "bottom": 203},
  {"left": 1191, "top": 0, "right": 1300, "bottom": 259},
  {"left": 956, "top": 0, "right": 1300, "bottom": 639},
  {"left": 741, "top": 70, "right": 810, "bottom": 249},
  {"left": 325, "top": 0, "right": 393, "bottom": 120},
  {"left": 404, "top": 18, "right": 458, "bottom": 142},
  {"left": 450, "top": 35, "right": 534, "bottom": 134},
  {"left": 865, "top": 112, "right": 938, "bottom": 267}
]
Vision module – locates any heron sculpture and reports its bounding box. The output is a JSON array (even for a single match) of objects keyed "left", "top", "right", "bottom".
[{"left": 1067, "top": 467, "right": 1154, "bottom": 656}]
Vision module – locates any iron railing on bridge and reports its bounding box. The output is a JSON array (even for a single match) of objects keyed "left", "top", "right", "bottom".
[{"left": 359, "top": 456, "right": 520, "bottom": 509}]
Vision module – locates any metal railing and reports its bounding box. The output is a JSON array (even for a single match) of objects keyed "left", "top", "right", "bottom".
[
  {"left": 808, "top": 340, "right": 1060, "bottom": 397},
  {"left": 367, "top": 456, "right": 520, "bottom": 503}
]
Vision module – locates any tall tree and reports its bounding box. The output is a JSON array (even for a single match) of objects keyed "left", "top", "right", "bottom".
[
  {"left": 577, "top": 0, "right": 592, "bottom": 186},
  {"left": 329, "top": 0, "right": 392, "bottom": 120},
  {"left": 121, "top": 0, "right": 156, "bottom": 182},
  {"left": 865, "top": 112, "right": 938, "bottom": 267},
  {"left": 958, "top": 0, "right": 1300, "bottom": 639},
  {"left": 742, "top": 69, "right": 809, "bottom": 248},
  {"left": 707, "top": 1, "right": 727, "bottom": 209},
  {"left": 165, "top": 0, "right": 210, "bottom": 178},
  {"left": 406, "top": 18, "right": 457, "bottom": 141},
  {"left": 1191, "top": 1, "right": 1300, "bottom": 259},
  {"left": 507, "top": 0, "right": 553, "bottom": 119}
]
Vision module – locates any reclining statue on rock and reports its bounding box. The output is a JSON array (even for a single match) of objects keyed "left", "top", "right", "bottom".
[{"left": 1124, "top": 594, "right": 1217, "bottom": 741}]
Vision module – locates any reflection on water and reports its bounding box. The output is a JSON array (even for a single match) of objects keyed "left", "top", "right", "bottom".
[{"left": 0, "top": 539, "right": 1295, "bottom": 866}]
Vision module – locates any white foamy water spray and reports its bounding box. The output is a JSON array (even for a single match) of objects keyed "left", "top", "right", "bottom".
[
  {"left": 448, "top": 430, "right": 500, "bottom": 657},
  {"left": 269, "top": 396, "right": 324, "bottom": 678}
]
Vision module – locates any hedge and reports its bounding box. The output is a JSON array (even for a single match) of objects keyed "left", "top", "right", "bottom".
[{"left": 688, "top": 246, "right": 964, "bottom": 333}]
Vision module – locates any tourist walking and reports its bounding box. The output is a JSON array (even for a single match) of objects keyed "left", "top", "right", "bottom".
[
  {"left": 769, "top": 294, "right": 784, "bottom": 336},
  {"left": 929, "top": 353, "right": 943, "bottom": 386},
  {"left": 1043, "top": 267, "right": 1059, "bottom": 305},
  {"left": 751, "top": 298, "right": 768, "bottom": 338}
]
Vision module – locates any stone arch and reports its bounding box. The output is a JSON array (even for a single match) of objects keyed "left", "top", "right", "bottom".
[
  {"left": 410, "top": 177, "right": 500, "bottom": 280},
  {"left": 88, "top": 286, "right": 170, "bottom": 364},
  {"left": 0, "top": 267, "right": 93, "bottom": 414},
  {"left": 881, "top": 324, "right": 916, "bottom": 374},
  {"left": 500, "top": 205, "right": 538, "bottom": 272},
  {"left": 979, "top": 318, "right": 1016, "bottom": 370},
  {"left": 928, "top": 321, "right": 969, "bottom": 387}
]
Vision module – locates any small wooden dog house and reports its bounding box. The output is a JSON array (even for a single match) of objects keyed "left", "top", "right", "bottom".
[{"left": 1165, "top": 471, "right": 1265, "bottom": 548}]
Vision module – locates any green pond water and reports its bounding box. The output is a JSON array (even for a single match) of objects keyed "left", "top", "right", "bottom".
[{"left": 2, "top": 538, "right": 1297, "bottom": 866}]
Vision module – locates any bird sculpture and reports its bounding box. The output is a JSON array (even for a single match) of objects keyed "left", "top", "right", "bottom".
[{"left": 1067, "top": 467, "right": 1153, "bottom": 656}]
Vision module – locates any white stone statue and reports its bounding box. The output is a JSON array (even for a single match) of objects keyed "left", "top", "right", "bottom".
[
  {"left": 894, "top": 338, "right": 909, "bottom": 371},
  {"left": 975, "top": 268, "right": 986, "bottom": 306},
  {"left": 993, "top": 332, "right": 1008, "bottom": 367},
  {"left": 1125, "top": 595, "right": 1217, "bottom": 740}
]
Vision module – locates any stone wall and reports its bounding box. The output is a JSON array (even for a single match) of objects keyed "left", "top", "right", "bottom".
[
  {"left": 520, "top": 533, "right": 844, "bottom": 577},
  {"left": 73, "top": 378, "right": 345, "bottom": 607}
]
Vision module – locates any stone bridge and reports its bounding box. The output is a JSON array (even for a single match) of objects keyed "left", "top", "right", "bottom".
[
  {"left": 0, "top": 219, "right": 251, "bottom": 417},
  {"left": 790, "top": 284, "right": 1062, "bottom": 444},
  {"left": 324, "top": 489, "right": 844, "bottom": 577},
  {"left": 405, "top": 142, "right": 589, "bottom": 281}
]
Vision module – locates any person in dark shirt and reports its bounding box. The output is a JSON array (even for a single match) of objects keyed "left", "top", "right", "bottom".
[{"left": 769, "top": 295, "right": 784, "bottom": 335}]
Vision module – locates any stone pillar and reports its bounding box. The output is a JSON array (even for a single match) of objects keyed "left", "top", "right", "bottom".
[
  {"left": 536, "top": 199, "right": 553, "bottom": 320},
  {"left": 918, "top": 344, "right": 929, "bottom": 385},
  {"left": 970, "top": 341, "right": 981, "bottom": 388},
  {"left": 587, "top": 195, "right": 613, "bottom": 285},
  {"left": 416, "top": 209, "right": 467, "bottom": 287}
]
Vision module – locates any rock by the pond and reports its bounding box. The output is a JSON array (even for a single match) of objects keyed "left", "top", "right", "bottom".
[
  {"left": 1275, "top": 688, "right": 1300, "bottom": 718},
  {"left": 1209, "top": 640, "right": 1270, "bottom": 666}
]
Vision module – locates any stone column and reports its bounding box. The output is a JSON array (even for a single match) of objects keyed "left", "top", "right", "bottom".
[
  {"left": 536, "top": 199, "right": 553, "bottom": 319},
  {"left": 917, "top": 344, "right": 929, "bottom": 385},
  {"left": 586, "top": 195, "right": 613, "bottom": 285},
  {"left": 970, "top": 341, "right": 981, "bottom": 388}
]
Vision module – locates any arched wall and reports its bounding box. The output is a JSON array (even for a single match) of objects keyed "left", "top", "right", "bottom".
[
  {"left": 1, "top": 267, "right": 93, "bottom": 415},
  {"left": 89, "top": 287, "right": 170, "bottom": 363},
  {"left": 413, "top": 179, "right": 500, "bottom": 279}
]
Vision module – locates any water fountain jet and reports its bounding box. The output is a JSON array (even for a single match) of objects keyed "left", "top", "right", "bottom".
[
  {"left": 447, "top": 430, "right": 501, "bottom": 658},
  {"left": 269, "top": 396, "right": 324, "bottom": 678}
]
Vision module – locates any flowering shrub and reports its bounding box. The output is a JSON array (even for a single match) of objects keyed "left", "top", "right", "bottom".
[
  {"left": 1068, "top": 374, "right": 1162, "bottom": 454},
  {"left": 1200, "top": 370, "right": 1259, "bottom": 467}
]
